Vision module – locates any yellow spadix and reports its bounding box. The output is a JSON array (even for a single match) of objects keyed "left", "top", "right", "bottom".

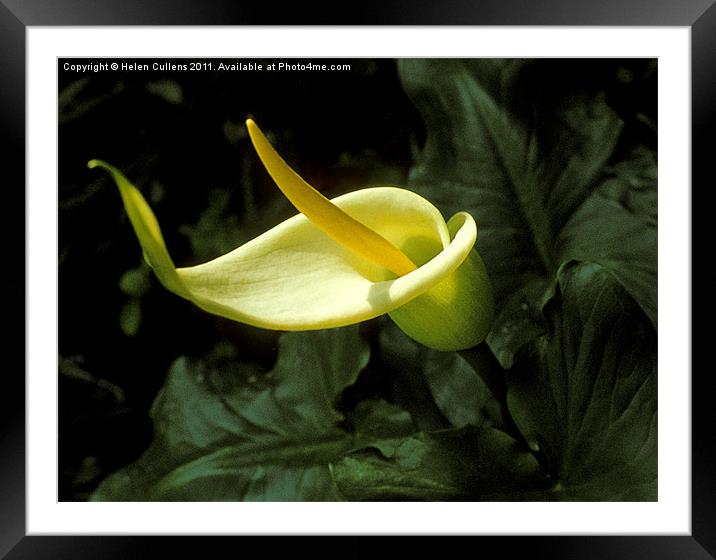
[{"left": 89, "top": 120, "right": 494, "bottom": 350}]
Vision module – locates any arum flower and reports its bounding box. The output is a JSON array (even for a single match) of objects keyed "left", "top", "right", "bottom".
[{"left": 89, "top": 120, "right": 493, "bottom": 351}]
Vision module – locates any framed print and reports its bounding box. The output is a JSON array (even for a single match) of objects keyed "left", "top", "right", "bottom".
[{"left": 2, "top": 0, "right": 711, "bottom": 557}]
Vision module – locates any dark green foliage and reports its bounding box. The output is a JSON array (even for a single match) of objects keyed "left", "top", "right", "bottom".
[
  {"left": 59, "top": 58, "right": 657, "bottom": 502},
  {"left": 93, "top": 328, "right": 370, "bottom": 500},
  {"left": 397, "top": 59, "right": 656, "bottom": 369},
  {"left": 507, "top": 263, "right": 657, "bottom": 500}
]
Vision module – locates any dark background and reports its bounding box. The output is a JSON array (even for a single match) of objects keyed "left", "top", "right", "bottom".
[{"left": 58, "top": 57, "right": 656, "bottom": 501}]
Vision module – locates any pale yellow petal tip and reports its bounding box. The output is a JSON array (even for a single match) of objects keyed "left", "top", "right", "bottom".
[
  {"left": 245, "top": 118, "right": 261, "bottom": 141},
  {"left": 88, "top": 159, "right": 121, "bottom": 179},
  {"left": 88, "top": 159, "right": 108, "bottom": 171},
  {"left": 89, "top": 160, "right": 128, "bottom": 193},
  {"left": 87, "top": 159, "right": 130, "bottom": 191}
]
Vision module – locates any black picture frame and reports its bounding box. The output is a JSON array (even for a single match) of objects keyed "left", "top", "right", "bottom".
[{"left": 1, "top": 1, "right": 709, "bottom": 558}]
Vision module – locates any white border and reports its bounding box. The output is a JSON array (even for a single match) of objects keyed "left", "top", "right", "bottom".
[{"left": 28, "top": 27, "right": 691, "bottom": 535}]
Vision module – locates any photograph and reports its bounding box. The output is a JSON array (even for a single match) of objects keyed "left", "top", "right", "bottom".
[{"left": 57, "top": 57, "right": 658, "bottom": 502}]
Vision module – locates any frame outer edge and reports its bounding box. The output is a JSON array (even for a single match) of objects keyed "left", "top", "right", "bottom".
[
  {"left": 0, "top": 0, "right": 716, "bottom": 25},
  {"left": 3, "top": 0, "right": 714, "bottom": 557},
  {"left": 0, "top": 0, "right": 28, "bottom": 557},
  {"left": 692, "top": 1, "right": 716, "bottom": 557}
]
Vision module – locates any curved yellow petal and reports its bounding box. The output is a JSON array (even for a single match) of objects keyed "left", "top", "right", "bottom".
[
  {"left": 176, "top": 187, "right": 472, "bottom": 331},
  {"left": 90, "top": 159, "right": 491, "bottom": 348},
  {"left": 246, "top": 119, "right": 417, "bottom": 277},
  {"left": 92, "top": 106, "right": 496, "bottom": 352}
]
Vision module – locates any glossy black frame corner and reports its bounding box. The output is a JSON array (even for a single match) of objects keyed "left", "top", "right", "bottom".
[{"left": 2, "top": 1, "right": 711, "bottom": 558}]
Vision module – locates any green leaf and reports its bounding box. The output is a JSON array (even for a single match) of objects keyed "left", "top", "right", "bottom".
[
  {"left": 332, "top": 426, "right": 548, "bottom": 501},
  {"left": 506, "top": 263, "right": 657, "bottom": 501},
  {"left": 398, "top": 59, "right": 656, "bottom": 366},
  {"left": 91, "top": 327, "right": 371, "bottom": 501},
  {"left": 119, "top": 298, "right": 142, "bottom": 337},
  {"left": 379, "top": 323, "right": 491, "bottom": 429},
  {"left": 400, "top": 59, "right": 559, "bottom": 292},
  {"left": 557, "top": 148, "right": 658, "bottom": 327},
  {"left": 119, "top": 263, "right": 152, "bottom": 297},
  {"left": 598, "top": 147, "right": 657, "bottom": 226},
  {"left": 487, "top": 277, "right": 555, "bottom": 369},
  {"left": 345, "top": 398, "right": 417, "bottom": 458}
]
